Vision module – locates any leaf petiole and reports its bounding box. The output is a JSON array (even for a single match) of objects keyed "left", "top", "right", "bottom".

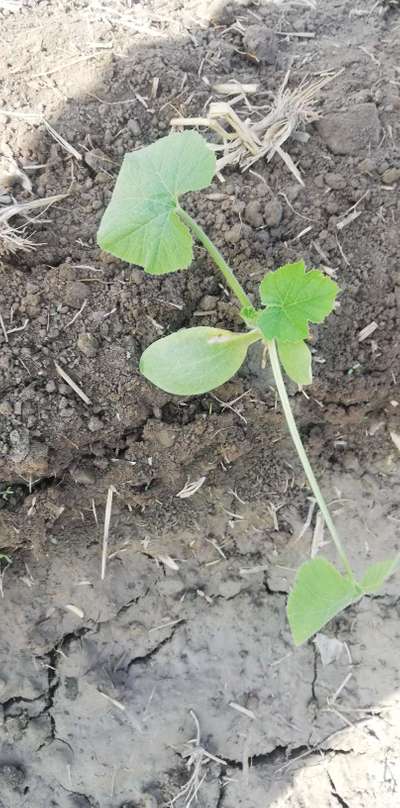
[
  {"left": 177, "top": 206, "right": 253, "bottom": 310},
  {"left": 179, "top": 205, "right": 354, "bottom": 582},
  {"left": 267, "top": 338, "right": 355, "bottom": 581}
]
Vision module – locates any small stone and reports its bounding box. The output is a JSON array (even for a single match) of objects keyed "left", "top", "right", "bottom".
[
  {"left": 9, "top": 428, "right": 30, "bottom": 463},
  {"left": 286, "top": 184, "right": 301, "bottom": 203},
  {"left": 95, "top": 172, "right": 110, "bottom": 184},
  {"left": 324, "top": 173, "right": 346, "bottom": 190},
  {"left": 64, "top": 281, "right": 88, "bottom": 309},
  {"left": 46, "top": 380, "right": 56, "bottom": 393},
  {"left": 317, "top": 103, "right": 380, "bottom": 155},
  {"left": 21, "top": 292, "right": 41, "bottom": 313},
  {"left": 244, "top": 200, "right": 263, "bottom": 227},
  {"left": 0, "top": 764, "right": 25, "bottom": 790},
  {"left": 224, "top": 223, "right": 242, "bottom": 244},
  {"left": 264, "top": 199, "right": 283, "bottom": 227},
  {"left": 142, "top": 795, "right": 158, "bottom": 808},
  {"left": 154, "top": 427, "right": 176, "bottom": 449},
  {"left": 70, "top": 468, "right": 95, "bottom": 485},
  {"left": 60, "top": 407, "right": 75, "bottom": 419},
  {"left": 129, "top": 268, "right": 143, "bottom": 284},
  {"left": 382, "top": 167, "right": 400, "bottom": 184},
  {"left": 88, "top": 416, "right": 103, "bottom": 432},
  {"left": 127, "top": 118, "right": 141, "bottom": 135},
  {"left": 0, "top": 400, "right": 13, "bottom": 416},
  {"left": 77, "top": 333, "right": 99, "bottom": 358},
  {"left": 84, "top": 148, "right": 109, "bottom": 172},
  {"left": 198, "top": 295, "right": 218, "bottom": 311},
  {"left": 358, "top": 157, "right": 377, "bottom": 174},
  {"left": 243, "top": 25, "right": 278, "bottom": 65}
]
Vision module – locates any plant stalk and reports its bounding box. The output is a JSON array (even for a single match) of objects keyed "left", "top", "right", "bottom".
[
  {"left": 177, "top": 207, "right": 252, "bottom": 310},
  {"left": 267, "top": 339, "right": 354, "bottom": 580},
  {"left": 180, "top": 205, "right": 354, "bottom": 580}
]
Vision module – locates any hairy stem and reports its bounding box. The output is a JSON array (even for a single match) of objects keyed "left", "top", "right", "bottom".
[
  {"left": 267, "top": 339, "right": 354, "bottom": 579},
  {"left": 177, "top": 207, "right": 252, "bottom": 310},
  {"left": 180, "top": 206, "right": 354, "bottom": 579}
]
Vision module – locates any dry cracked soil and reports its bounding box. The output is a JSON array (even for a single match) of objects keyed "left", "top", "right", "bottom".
[{"left": 0, "top": 0, "right": 400, "bottom": 806}]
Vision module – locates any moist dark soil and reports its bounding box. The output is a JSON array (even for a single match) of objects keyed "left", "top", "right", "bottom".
[{"left": 0, "top": 1, "right": 399, "bottom": 806}]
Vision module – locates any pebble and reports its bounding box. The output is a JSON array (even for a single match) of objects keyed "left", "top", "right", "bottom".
[
  {"left": 244, "top": 200, "right": 263, "bottom": 227},
  {"left": 243, "top": 25, "right": 278, "bottom": 65},
  {"left": 264, "top": 199, "right": 283, "bottom": 227},
  {"left": 317, "top": 103, "right": 380, "bottom": 155},
  {"left": 324, "top": 173, "right": 346, "bottom": 190},
  {"left": 224, "top": 223, "right": 243, "bottom": 244},
  {"left": 77, "top": 333, "right": 99, "bottom": 357},
  {"left": 198, "top": 295, "right": 218, "bottom": 311},
  {"left": 127, "top": 118, "right": 141, "bottom": 135},
  {"left": 285, "top": 184, "right": 301, "bottom": 203},
  {"left": 358, "top": 157, "right": 377, "bottom": 174},
  {"left": 9, "top": 428, "right": 30, "bottom": 462},
  {"left": 0, "top": 400, "right": 13, "bottom": 416},
  {"left": 88, "top": 416, "right": 104, "bottom": 432},
  {"left": 382, "top": 167, "right": 400, "bottom": 184},
  {"left": 154, "top": 427, "right": 176, "bottom": 449},
  {"left": 64, "top": 281, "right": 88, "bottom": 309},
  {"left": 71, "top": 468, "right": 95, "bottom": 485}
]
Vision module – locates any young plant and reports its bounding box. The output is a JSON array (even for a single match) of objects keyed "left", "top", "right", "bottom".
[{"left": 98, "top": 131, "right": 398, "bottom": 645}]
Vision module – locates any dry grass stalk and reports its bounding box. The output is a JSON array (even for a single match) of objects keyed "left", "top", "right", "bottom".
[
  {"left": 0, "top": 194, "right": 66, "bottom": 254},
  {"left": 272, "top": 0, "right": 317, "bottom": 7},
  {"left": 0, "top": 109, "right": 81, "bottom": 159},
  {"left": 101, "top": 485, "right": 116, "bottom": 580},
  {"left": 176, "top": 476, "right": 206, "bottom": 499},
  {"left": 88, "top": 0, "right": 177, "bottom": 37},
  {"left": 169, "top": 711, "right": 226, "bottom": 808},
  {"left": 171, "top": 71, "right": 338, "bottom": 184},
  {"left": 0, "top": 0, "right": 23, "bottom": 10},
  {"left": 54, "top": 361, "right": 91, "bottom": 405},
  {"left": 358, "top": 321, "right": 378, "bottom": 342}
]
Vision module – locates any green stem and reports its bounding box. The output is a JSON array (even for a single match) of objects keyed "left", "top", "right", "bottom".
[
  {"left": 177, "top": 207, "right": 252, "bottom": 310},
  {"left": 180, "top": 205, "right": 354, "bottom": 579},
  {"left": 267, "top": 338, "right": 354, "bottom": 580}
]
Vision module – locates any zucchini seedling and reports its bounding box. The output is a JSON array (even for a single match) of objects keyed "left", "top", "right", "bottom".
[{"left": 98, "top": 131, "right": 397, "bottom": 645}]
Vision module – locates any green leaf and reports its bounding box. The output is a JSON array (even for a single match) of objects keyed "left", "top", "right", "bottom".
[
  {"left": 240, "top": 305, "right": 258, "bottom": 326},
  {"left": 277, "top": 340, "right": 312, "bottom": 386},
  {"left": 257, "top": 261, "right": 339, "bottom": 342},
  {"left": 360, "top": 559, "right": 398, "bottom": 594},
  {"left": 287, "top": 558, "right": 360, "bottom": 646},
  {"left": 140, "top": 327, "right": 257, "bottom": 395},
  {"left": 97, "top": 131, "right": 216, "bottom": 274}
]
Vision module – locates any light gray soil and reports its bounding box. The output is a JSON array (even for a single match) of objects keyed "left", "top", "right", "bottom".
[{"left": 0, "top": 0, "right": 399, "bottom": 806}]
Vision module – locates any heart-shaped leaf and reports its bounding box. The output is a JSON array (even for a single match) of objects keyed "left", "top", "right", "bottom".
[
  {"left": 257, "top": 261, "right": 339, "bottom": 342},
  {"left": 287, "top": 557, "right": 360, "bottom": 645},
  {"left": 277, "top": 340, "right": 312, "bottom": 386},
  {"left": 97, "top": 131, "right": 216, "bottom": 274},
  {"left": 360, "top": 559, "right": 398, "bottom": 593},
  {"left": 140, "top": 327, "right": 260, "bottom": 395}
]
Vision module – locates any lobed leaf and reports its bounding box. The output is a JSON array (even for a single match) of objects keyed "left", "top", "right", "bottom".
[
  {"left": 140, "top": 327, "right": 258, "bottom": 395},
  {"left": 287, "top": 557, "right": 360, "bottom": 646},
  {"left": 257, "top": 261, "right": 339, "bottom": 342},
  {"left": 97, "top": 131, "right": 216, "bottom": 274},
  {"left": 277, "top": 340, "right": 312, "bottom": 386}
]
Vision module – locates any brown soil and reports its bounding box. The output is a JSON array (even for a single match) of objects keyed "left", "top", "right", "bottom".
[{"left": 0, "top": 0, "right": 399, "bottom": 806}]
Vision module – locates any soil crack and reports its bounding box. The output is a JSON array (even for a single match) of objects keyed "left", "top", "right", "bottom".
[
  {"left": 328, "top": 773, "right": 351, "bottom": 808},
  {"left": 126, "top": 620, "right": 185, "bottom": 672}
]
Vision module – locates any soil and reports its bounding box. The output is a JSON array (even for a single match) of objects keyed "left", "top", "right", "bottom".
[{"left": 0, "top": 0, "right": 399, "bottom": 806}]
